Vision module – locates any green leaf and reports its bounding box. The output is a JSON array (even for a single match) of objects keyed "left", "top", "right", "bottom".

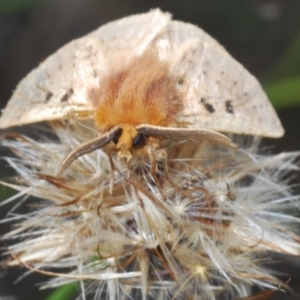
[
  {"left": 0, "top": 185, "right": 15, "bottom": 203},
  {"left": 264, "top": 76, "right": 300, "bottom": 109},
  {"left": 263, "top": 32, "right": 300, "bottom": 83},
  {"left": 45, "top": 283, "right": 78, "bottom": 300},
  {"left": 0, "top": 0, "right": 49, "bottom": 13}
]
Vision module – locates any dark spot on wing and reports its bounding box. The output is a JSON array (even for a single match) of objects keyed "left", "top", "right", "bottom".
[
  {"left": 61, "top": 88, "right": 74, "bottom": 103},
  {"left": 225, "top": 100, "right": 234, "bottom": 114},
  {"left": 201, "top": 97, "right": 215, "bottom": 113},
  {"left": 93, "top": 69, "right": 98, "bottom": 78},
  {"left": 177, "top": 77, "right": 184, "bottom": 85},
  {"left": 45, "top": 91, "right": 53, "bottom": 102}
]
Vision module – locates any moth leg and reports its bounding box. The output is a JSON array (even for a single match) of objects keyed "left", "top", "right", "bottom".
[
  {"left": 147, "top": 148, "right": 191, "bottom": 206},
  {"left": 102, "top": 146, "right": 116, "bottom": 195},
  {"left": 146, "top": 147, "right": 168, "bottom": 199},
  {"left": 145, "top": 147, "right": 154, "bottom": 177},
  {"left": 146, "top": 146, "right": 156, "bottom": 178},
  {"left": 107, "top": 154, "right": 116, "bottom": 195},
  {"left": 127, "top": 162, "right": 131, "bottom": 180}
]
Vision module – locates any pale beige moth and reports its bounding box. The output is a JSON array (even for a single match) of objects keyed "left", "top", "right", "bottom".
[{"left": 0, "top": 9, "right": 284, "bottom": 174}]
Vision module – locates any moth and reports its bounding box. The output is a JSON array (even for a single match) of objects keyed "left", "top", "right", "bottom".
[{"left": 0, "top": 9, "right": 284, "bottom": 175}]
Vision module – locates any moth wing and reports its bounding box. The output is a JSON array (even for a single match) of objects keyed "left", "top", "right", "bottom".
[
  {"left": 0, "top": 37, "right": 104, "bottom": 129},
  {"left": 0, "top": 9, "right": 170, "bottom": 129},
  {"left": 88, "top": 9, "right": 171, "bottom": 56},
  {"left": 153, "top": 20, "right": 284, "bottom": 138}
]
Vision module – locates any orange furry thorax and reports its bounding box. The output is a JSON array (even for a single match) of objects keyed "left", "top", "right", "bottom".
[{"left": 89, "top": 53, "right": 183, "bottom": 131}]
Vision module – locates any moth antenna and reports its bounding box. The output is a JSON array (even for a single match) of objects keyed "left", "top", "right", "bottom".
[
  {"left": 57, "top": 126, "right": 122, "bottom": 177},
  {"left": 136, "top": 124, "right": 237, "bottom": 148}
]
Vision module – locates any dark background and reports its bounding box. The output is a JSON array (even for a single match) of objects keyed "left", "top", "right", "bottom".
[{"left": 0, "top": 0, "right": 300, "bottom": 299}]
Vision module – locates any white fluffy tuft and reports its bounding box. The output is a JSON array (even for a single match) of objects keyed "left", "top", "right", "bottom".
[{"left": 1, "top": 121, "right": 300, "bottom": 300}]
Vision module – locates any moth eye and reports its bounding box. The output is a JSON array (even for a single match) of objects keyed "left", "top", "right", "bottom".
[
  {"left": 112, "top": 136, "right": 118, "bottom": 144},
  {"left": 132, "top": 133, "right": 147, "bottom": 148},
  {"left": 112, "top": 129, "right": 123, "bottom": 144}
]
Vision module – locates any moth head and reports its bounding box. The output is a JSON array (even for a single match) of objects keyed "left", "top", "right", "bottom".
[
  {"left": 113, "top": 124, "right": 148, "bottom": 162},
  {"left": 57, "top": 124, "right": 237, "bottom": 177},
  {"left": 57, "top": 124, "right": 150, "bottom": 176}
]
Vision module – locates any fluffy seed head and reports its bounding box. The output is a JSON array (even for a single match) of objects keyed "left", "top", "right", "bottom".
[{"left": 1, "top": 121, "right": 300, "bottom": 300}]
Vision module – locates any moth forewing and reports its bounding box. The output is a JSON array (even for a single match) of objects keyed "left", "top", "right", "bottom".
[
  {"left": 136, "top": 125, "right": 237, "bottom": 148},
  {"left": 57, "top": 126, "right": 122, "bottom": 176}
]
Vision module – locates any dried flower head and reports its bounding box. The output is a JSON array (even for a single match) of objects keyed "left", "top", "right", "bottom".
[{"left": 1, "top": 120, "right": 300, "bottom": 300}]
